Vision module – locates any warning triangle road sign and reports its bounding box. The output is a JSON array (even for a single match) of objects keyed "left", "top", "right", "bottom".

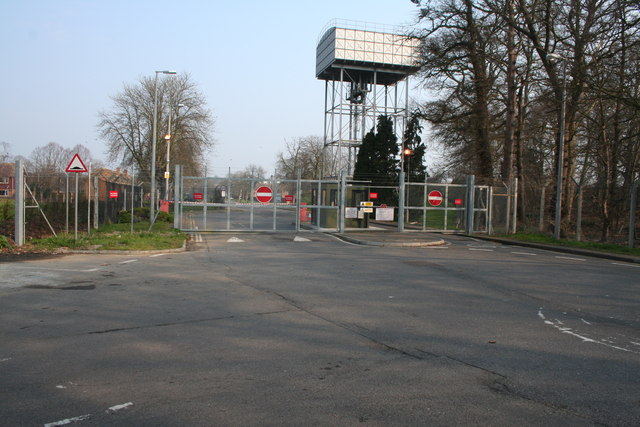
[{"left": 65, "top": 153, "right": 88, "bottom": 173}]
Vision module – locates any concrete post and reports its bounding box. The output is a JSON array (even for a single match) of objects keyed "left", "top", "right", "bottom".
[
  {"left": 173, "top": 165, "right": 181, "bottom": 230},
  {"left": 629, "top": 181, "right": 638, "bottom": 248},
  {"left": 465, "top": 175, "right": 475, "bottom": 235},
  {"left": 14, "top": 160, "right": 24, "bottom": 246},
  {"left": 398, "top": 171, "right": 405, "bottom": 232}
]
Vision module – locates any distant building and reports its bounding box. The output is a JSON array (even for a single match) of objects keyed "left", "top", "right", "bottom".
[
  {"left": 89, "top": 168, "right": 136, "bottom": 201},
  {"left": 0, "top": 163, "right": 16, "bottom": 198}
]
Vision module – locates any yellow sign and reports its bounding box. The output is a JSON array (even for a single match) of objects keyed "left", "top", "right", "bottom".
[{"left": 360, "top": 201, "right": 374, "bottom": 207}]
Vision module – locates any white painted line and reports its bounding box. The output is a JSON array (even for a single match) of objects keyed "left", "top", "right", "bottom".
[
  {"left": 555, "top": 256, "right": 586, "bottom": 262},
  {"left": 106, "top": 402, "right": 134, "bottom": 413},
  {"left": 7, "top": 266, "right": 102, "bottom": 273},
  {"left": 611, "top": 262, "right": 640, "bottom": 268},
  {"left": 469, "top": 248, "right": 494, "bottom": 252},
  {"left": 44, "top": 414, "right": 91, "bottom": 426},
  {"left": 149, "top": 253, "right": 168, "bottom": 257},
  {"left": 293, "top": 236, "right": 311, "bottom": 242},
  {"left": 538, "top": 309, "right": 637, "bottom": 354},
  {"left": 0, "top": 357, "right": 11, "bottom": 363},
  {"left": 119, "top": 259, "right": 138, "bottom": 264},
  {"left": 512, "top": 251, "right": 537, "bottom": 256},
  {"left": 56, "top": 385, "right": 67, "bottom": 389},
  {"left": 227, "top": 237, "right": 244, "bottom": 243}
]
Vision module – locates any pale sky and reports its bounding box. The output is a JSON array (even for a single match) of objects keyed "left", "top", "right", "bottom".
[{"left": 0, "top": 0, "right": 424, "bottom": 176}]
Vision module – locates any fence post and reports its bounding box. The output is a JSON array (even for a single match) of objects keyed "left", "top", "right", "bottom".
[
  {"left": 398, "top": 171, "right": 405, "bottom": 232},
  {"left": 339, "top": 171, "right": 346, "bottom": 233},
  {"left": 173, "top": 165, "right": 181, "bottom": 230},
  {"left": 14, "top": 160, "right": 24, "bottom": 246},
  {"left": 629, "top": 181, "right": 638, "bottom": 248},
  {"left": 465, "top": 175, "right": 475, "bottom": 235},
  {"left": 575, "top": 184, "right": 583, "bottom": 241},
  {"left": 296, "top": 171, "right": 301, "bottom": 232},
  {"left": 539, "top": 185, "right": 546, "bottom": 233},
  {"left": 511, "top": 177, "right": 518, "bottom": 234},
  {"left": 93, "top": 177, "right": 99, "bottom": 229}
]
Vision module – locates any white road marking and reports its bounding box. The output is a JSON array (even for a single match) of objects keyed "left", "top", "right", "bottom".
[
  {"left": 611, "top": 262, "right": 640, "bottom": 268},
  {"left": 555, "top": 256, "right": 586, "bottom": 262},
  {"left": 0, "top": 357, "right": 11, "bottom": 363},
  {"left": 106, "top": 402, "right": 133, "bottom": 413},
  {"left": 469, "top": 248, "right": 494, "bottom": 252},
  {"left": 5, "top": 266, "right": 101, "bottom": 272},
  {"left": 538, "top": 309, "right": 637, "bottom": 354},
  {"left": 227, "top": 237, "right": 244, "bottom": 243},
  {"left": 293, "top": 236, "right": 311, "bottom": 242},
  {"left": 119, "top": 259, "right": 138, "bottom": 264},
  {"left": 512, "top": 251, "right": 536, "bottom": 256},
  {"left": 44, "top": 414, "right": 91, "bottom": 426}
]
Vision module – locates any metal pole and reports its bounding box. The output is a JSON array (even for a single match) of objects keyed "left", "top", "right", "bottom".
[
  {"left": 554, "top": 60, "right": 567, "bottom": 240},
  {"left": 93, "top": 177, "right": 99, "bottom": 229},
  {"left": 575, "top": 184, "right": 582, "bottom": 241},
  {"left": 339, "top": 171, "right": 346, "bottom": 233},
  {"left": 14, "top": 160, "right": 24, "bottom": 246},
  {"left": 65, "top": 172, "right": 69, "bottom": 234},
  {"left": 151, "top": 72, "right": 160, "bottom": 225},
  {"left": 74, "top": 173, "right": 79, "bottom": 243},
  {"left": 511, "top": 177, "right": 518, "bottom": 234},
  {"left": 131, "top": 167, "right": 135, "bottom": 233},
  {"left": 466, "top": 175, "right": 475, "bottom": 235},
  {"left": 629, "top": 181, "right": 638, "bottom": 248},
  {"left": 203, "top": 174, "right": 208, "bottom": 231},
  {"left": 398, "top": 171, "right": 405, "bottom": 232},
  {"left": 87, "top": 162, "right": 91, "bottom": 234},
  {"left": 539, "top": 185, "right": 546, "bottom": 232},
  {"left": 173, "top": 164, "right": 181, "bottom": 230},
  {"left": 151, "top": 70, "right": 177, "bottom": 225}
]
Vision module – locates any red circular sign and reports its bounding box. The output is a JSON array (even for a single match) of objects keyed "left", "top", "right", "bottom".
[
  {"left": 255, "top": 186, "right": 273, "bottom": 203},
  {"left": 428, "top": 190, "right": 443, "bottom": 206}
]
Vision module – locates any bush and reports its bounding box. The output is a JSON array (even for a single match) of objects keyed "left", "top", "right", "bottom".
[
  {"left": 156, "top": 211, "right": 174, "bottom": 223},
  {"left": 0, "top": 234, "right": 10, "bottom": 249},
  {"left": 134, "top": 207, "right": 150, "bottom": 220}
]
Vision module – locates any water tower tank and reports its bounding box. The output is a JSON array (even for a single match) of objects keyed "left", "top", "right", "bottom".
[{"left": 316, "top": 21, "right": 421, "bottom": 177}]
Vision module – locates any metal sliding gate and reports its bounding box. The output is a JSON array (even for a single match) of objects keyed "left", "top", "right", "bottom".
[
  {"left": 173, "top": 167, "right": 342, "bottom": 232},
  {"left": 172, "top": 166, "right": 496, "bottom": 234}
]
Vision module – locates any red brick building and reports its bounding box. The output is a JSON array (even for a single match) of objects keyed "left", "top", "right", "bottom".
[{"left": 0, "top": 163, "right": 16, "bottom": 198}]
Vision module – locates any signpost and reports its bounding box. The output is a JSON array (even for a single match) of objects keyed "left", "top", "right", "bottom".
[
  {"left": 255, "top": 186, "right": 273, "bottom": 203},
  {"left": 428, "top": 190, "right": 444, "bottom": 207},
  {"left": 65, "top": 153, "right": 88, "bottom": 242}
]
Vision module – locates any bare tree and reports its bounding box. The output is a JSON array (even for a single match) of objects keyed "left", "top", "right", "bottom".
[
  {"left": 0, "top": 142, "right": 11, "bottom": 163},
  {"left": 97, "top": 73, "right": 215, "bottom": 185},
  {"left": 29, "top": 142, "right": 72, "bottom": 175},
  {"left": 276, "top": 136, "right": 324, "bottom": 179}
]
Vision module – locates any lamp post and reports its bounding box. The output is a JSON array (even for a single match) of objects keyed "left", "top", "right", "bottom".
[
  {"left": 164, "top": 103, "right": 184, "bottom": 201},
  {"left": 546, "top": 54, "right": 566, "bottom": 240},
  {"left": 150, "top": 70, "right": 177, "bottom": 225}
]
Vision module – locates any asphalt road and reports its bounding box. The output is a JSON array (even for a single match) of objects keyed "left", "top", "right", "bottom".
[{"left": 0, "top": 232, "right": 639, "bottom": 426}]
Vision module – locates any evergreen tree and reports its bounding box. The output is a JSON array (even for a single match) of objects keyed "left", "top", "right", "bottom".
[
  {"left": 402, "top": 111, "right": 427, "bottom": 182},
  {"left": 353, "top": 115, "right": 399, "bottom": 206}
]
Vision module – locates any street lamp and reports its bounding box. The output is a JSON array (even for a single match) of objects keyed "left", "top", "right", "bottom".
[
  {"left": 150, "top": 70, "right": 177, "bottom": 225},
  {"left": 164, "top": 103, "right": 184, "bottom": 201},
  {"left": 546, "top": 53, "right": 566, "bottom": 240}
]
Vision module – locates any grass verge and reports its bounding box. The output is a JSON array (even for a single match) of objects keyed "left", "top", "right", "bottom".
[
  {"left": 23, "top": 222, "right": 186, "bottom": 252},
  {"left": 495, "top": 233, "right": 640, "bottom": 257}
]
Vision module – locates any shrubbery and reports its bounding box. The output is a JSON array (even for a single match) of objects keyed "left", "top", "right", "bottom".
[{"left": 118, "top": 207, "right": 173, "bottom": 224}]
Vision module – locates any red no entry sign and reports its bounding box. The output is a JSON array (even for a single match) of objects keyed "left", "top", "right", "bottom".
[
  {"left": 109, "top": 191, "right": 118, "bottom": 199},
  {"left": 428, "top": 190, "right": 444, "bottom": 206},
  {"left": 255, "top": 186, "right": 273, "bottom": 203}
]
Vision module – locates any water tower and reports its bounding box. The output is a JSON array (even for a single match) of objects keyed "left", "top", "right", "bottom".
[{"left": 316, "top": 20, "right": 421, "bottom": 177}]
